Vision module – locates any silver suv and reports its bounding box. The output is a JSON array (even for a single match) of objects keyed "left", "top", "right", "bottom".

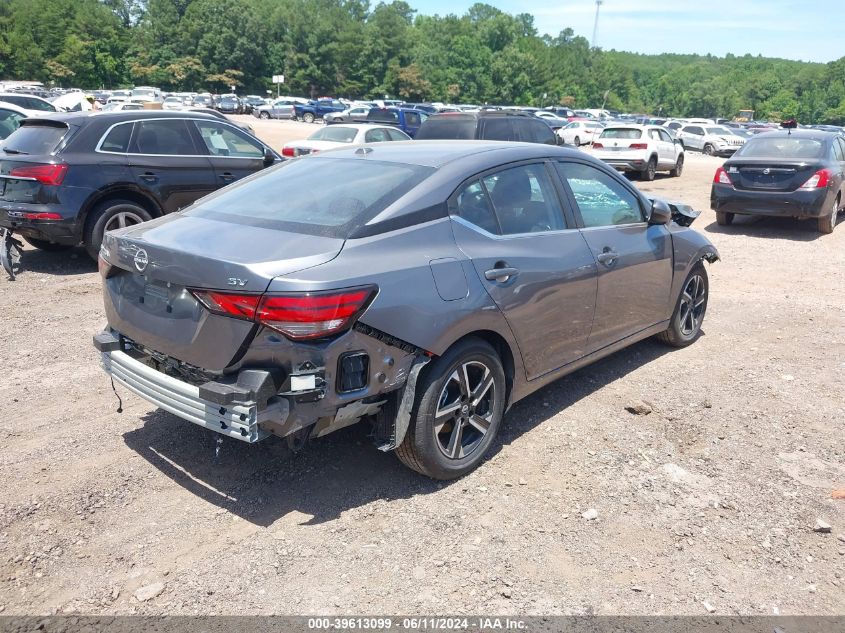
[{"left": 677, "top": 124, "right": 745, "bottom": 156}]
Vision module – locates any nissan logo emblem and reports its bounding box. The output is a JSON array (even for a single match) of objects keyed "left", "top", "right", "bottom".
[
  {"left": 763, "top": 168, "right": 770, "bottom": 175},
  {"left": 133, "top": 248, "right": 149, "bottom": 272}
]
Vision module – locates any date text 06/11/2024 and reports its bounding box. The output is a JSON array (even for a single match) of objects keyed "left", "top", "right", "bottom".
[{"left": 306, "top": 617, "right": 528, "bottom": 630}]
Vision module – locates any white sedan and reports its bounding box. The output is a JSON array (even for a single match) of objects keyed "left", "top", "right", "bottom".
[
  {"left": 281, "top": 124, "right": 411, "bottom": 157},
  {"left": 557, "top": 120, "right": 605, "bottom": 146}
]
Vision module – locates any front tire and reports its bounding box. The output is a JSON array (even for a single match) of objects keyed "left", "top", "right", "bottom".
[
  {"left": 84, "top": 199, "right": 152, "bottom": 260},
  {"left": 574, "top": 135, "right": 581, "bottom": 146},
  {"left": 818, "top": 194, "right": 840, "bottom": 234},
  {"left": 669, "top": 155, "right": 684, "bottom": 177},
  {"left": 656, "top": 263, "right": 709, "bottom": 348},
  {"left": 716, "top": 211, "right": 734, "bottom": 226},
  {"left": 302, "top": 112, "right": 315, "bottom": 123},
  {"left": 259, "top": 111, "right": 270, "bottom": 120},
  {"left": 640, "top": 157, "right": 657, "bottom": 181},
  {"left": 23, "top": 237, "right": 73, "bottom": 252},
  {"left": 703, "top": 143, "right": 715, "bottom": 156},
  {"left": 396, "top": 338, "right": 506, "bottom": 480}
]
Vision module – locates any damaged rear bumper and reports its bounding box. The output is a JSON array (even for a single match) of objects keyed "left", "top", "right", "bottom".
[{"left": 96, "top": 332, "right": 288, "bottom": 443}]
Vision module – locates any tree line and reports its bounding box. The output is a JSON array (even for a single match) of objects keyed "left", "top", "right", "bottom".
[{"left": 1, "top": 0, "right": 844, "bottom": 123}]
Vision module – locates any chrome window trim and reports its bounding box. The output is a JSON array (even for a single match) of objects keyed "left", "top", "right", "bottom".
[{"left": 94, "top": 116, "right": 267, "bottom": 159}]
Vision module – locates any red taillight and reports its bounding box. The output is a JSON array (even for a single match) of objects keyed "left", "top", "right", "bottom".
[
  {"left": 98, "top": 254, "right": 112, "bottom": 278},
  {"left": 629, "top": 143, "right": 648, "bottom": 150},
  {"left": 281, "top": 147, "right": 297, "bottom": 157},
  {"left": 192, "top": 291, "right": 262, "bottom": 319},
  {"left": 799, "top": 169, "right": 831, "bottom": 189},
  {"left": 592, "top": 142, "right": 604, "bottom": 148},
  {"left": 9, "top": 163, "right": 68, "bottom": 186},
  {"left": 191, "top": 287, "right": 376, "bottom": 340},
  {"left": 714, "top": 166, "right": 733, "bottom": 186},
  {"left": 22, "top": 212, "right": 62, "bottom": 220}
]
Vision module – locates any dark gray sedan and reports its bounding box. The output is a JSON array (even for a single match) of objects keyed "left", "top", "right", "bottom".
[{"left": 94, "top": 142, "right": 719, "bottom": 479}]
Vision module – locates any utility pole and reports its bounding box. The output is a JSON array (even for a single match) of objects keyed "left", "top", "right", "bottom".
[{"left": 592, "top": 0, "right": 603, "bottom": 49}]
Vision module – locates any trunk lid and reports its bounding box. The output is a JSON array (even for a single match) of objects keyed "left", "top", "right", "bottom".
[
  {"left": 725, "top": 158, "right": 821, "bottom": 192},
  {"left": 101, "top": 213, "right": 344, "bottom": 370}
]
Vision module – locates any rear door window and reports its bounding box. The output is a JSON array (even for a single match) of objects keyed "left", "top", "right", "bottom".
[
  {"left": 99, "top": 122, "right": 133, "bottom": 153},
  {"left": 1, "top": 121, "right": 68, "bottom": 155},
  {"left": 405, "top": 111, "right": 421, "bottom": 127},
  {"left": 481, "top": 117, "right": 514, "bottom": 141},
  {"left": 455, "top": 180, "right": 500, "bottom": 234},
  {"left": 416, "top": 116, "right": 476, "bottom": 140},
  {"left": 482, "top": 163, "right": 566, "bottom": 234},
  {"left": 129, "top": 119, "right": 199, "bottom": 155}
]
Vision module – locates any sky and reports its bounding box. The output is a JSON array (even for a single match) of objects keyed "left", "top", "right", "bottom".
[{"left": 413, "top": 1, "right": 844, "bottom": 64}]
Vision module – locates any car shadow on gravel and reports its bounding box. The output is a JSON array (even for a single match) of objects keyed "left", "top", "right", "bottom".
[
  {"left": 703, "top": 216, "right": 826, "bottom": 241},
  {"left": 13, "top": 246, "right": 96, "bottom": 276},
  {"left": 122, "top": 336, "right": 677, "bottom": 527}
]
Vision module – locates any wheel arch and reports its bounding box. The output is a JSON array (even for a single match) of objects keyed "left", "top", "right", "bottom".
[
  {"left": 435, "top": 329, "right": 519, "bottom": 409},
  {"left": 79, "top": 186, "right": 163, "bottom": 235}
]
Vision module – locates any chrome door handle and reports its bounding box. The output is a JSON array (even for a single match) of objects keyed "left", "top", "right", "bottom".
[
  {"left": 218, "top": 172, "right": 235, "bottom": 182},
  {"left": 596, "top": 250, "right": 618, "bottom": 265},
  {"left": 484, "top": 267, "right": 519, "bottom": 281}
]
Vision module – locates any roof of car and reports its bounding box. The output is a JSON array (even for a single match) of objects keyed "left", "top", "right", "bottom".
[
  {"left": 0, "top": 101, "right": 31, "bottom": 114},
  {"left": 751, "top": 129, "right": 841, "bottom": 141},
  {"left": 20, "top": 110, "right": 223, "bottom": 126},
  {"left": 318, "top": 123, "right": 409, "bottom": 131},
  {"left": 310, "top": 140, "right": 582, "bottom": 169}
]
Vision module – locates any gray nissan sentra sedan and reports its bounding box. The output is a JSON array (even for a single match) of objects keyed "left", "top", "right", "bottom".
[{"left": 94, "top": 142, "right": 719, "bottom": 479}]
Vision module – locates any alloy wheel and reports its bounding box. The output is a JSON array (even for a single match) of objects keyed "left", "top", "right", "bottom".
[
  {"left": 679, "top": 273, "right": 707, "bottom": 336},
  {"left": 434, "top": 361, "right": 496, "bottom": 460},
  {"left": 104, "top": 210, "right": 145, "bottom": 232}
]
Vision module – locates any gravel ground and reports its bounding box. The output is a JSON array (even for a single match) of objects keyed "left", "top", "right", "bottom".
[{"left": 0, "top": 116, "right": 843, "bottom": 616}]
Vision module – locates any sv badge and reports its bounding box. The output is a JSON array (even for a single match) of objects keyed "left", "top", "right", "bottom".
[{"left": 227, "top": 278, "right": 248, "bottom": 287}]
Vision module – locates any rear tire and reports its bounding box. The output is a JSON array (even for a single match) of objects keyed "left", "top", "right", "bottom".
[
  {"left": 23, "top": 237, "right": 73, "bottom": 252},
  {"left": 656, "top": 263, "right": 709, "bottom": 348},
  {"left": 716, "top": 211, "right": 734, "bottom": 226},
  {"left": 818, "top": 194, "right": 840, "bottom": 234},
  {"left": 84, "top": 199, "right": 152, "bottom": 260},
  {"left": 669, "top": 155, "right": 684, "bottom": 177},
  {"left": 395, "top": 338, "right": 506, "bottom": 480},
  {"left": 302, "top": 112, "right": 315, "bottom": 123},
  {"left": 640, "top": 157, "right": 657, "bottom": 181}
]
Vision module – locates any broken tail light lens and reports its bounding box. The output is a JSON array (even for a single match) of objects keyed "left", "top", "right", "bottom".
[
  {"left": 9, "top": 163, "right": 68, "bottom": 186},
  {"left": 714, "top": 167, "right": 733, "bottom": 185},
  {"left": 798, "top": 169, "right": 831, "bottom": 189},
  {"left": 190, "top": 286, "right": 377, "bottom": 341}
]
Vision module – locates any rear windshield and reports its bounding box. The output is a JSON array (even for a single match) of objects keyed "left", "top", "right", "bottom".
[
  {"left": 736, "top": 137, "right": 824, "bottom": 159},
  {"left": 307, "top": 127, "right": 357, "bottom": 143},
  {"left": 185, "top": 157, "right": 434, "bottom": 237},
  {"left": 600, "top": 128, "right": 642, "bottom": 139},
  {"left": 1, "top": 122, "right": 68, "bottom": 155},
  {"left": 416, "top": 117, "right": 476, "bottom": 140}
]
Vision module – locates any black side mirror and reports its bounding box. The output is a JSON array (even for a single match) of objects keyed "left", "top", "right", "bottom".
[
  {"left": 648, "top": 199, "right": 672, "bottom": 225},
  {"left": 263, "top": 147, "right": 276, "bottom": 166}
]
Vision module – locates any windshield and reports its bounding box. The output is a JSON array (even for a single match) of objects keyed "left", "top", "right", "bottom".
[
  {"left": 185, "top": 157, "right": 434, "bottom": 237},
  {"left": 706, "top": 127, "right": 733, "bottom": 135},
  {"left": 600, "top": 128, "right": 642, "bottom": 139},
  {"left": 132, "top": 89, "right": 156, "bottom": 97},
  {"left": 307, "top": 127, "right": 358, "bottom": 142},
  {"left": 2, "top": 122, "right": 68, "bottom": 154},
  {"left": 735, "top": 136, "right": 824, "bottom": 159}
]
